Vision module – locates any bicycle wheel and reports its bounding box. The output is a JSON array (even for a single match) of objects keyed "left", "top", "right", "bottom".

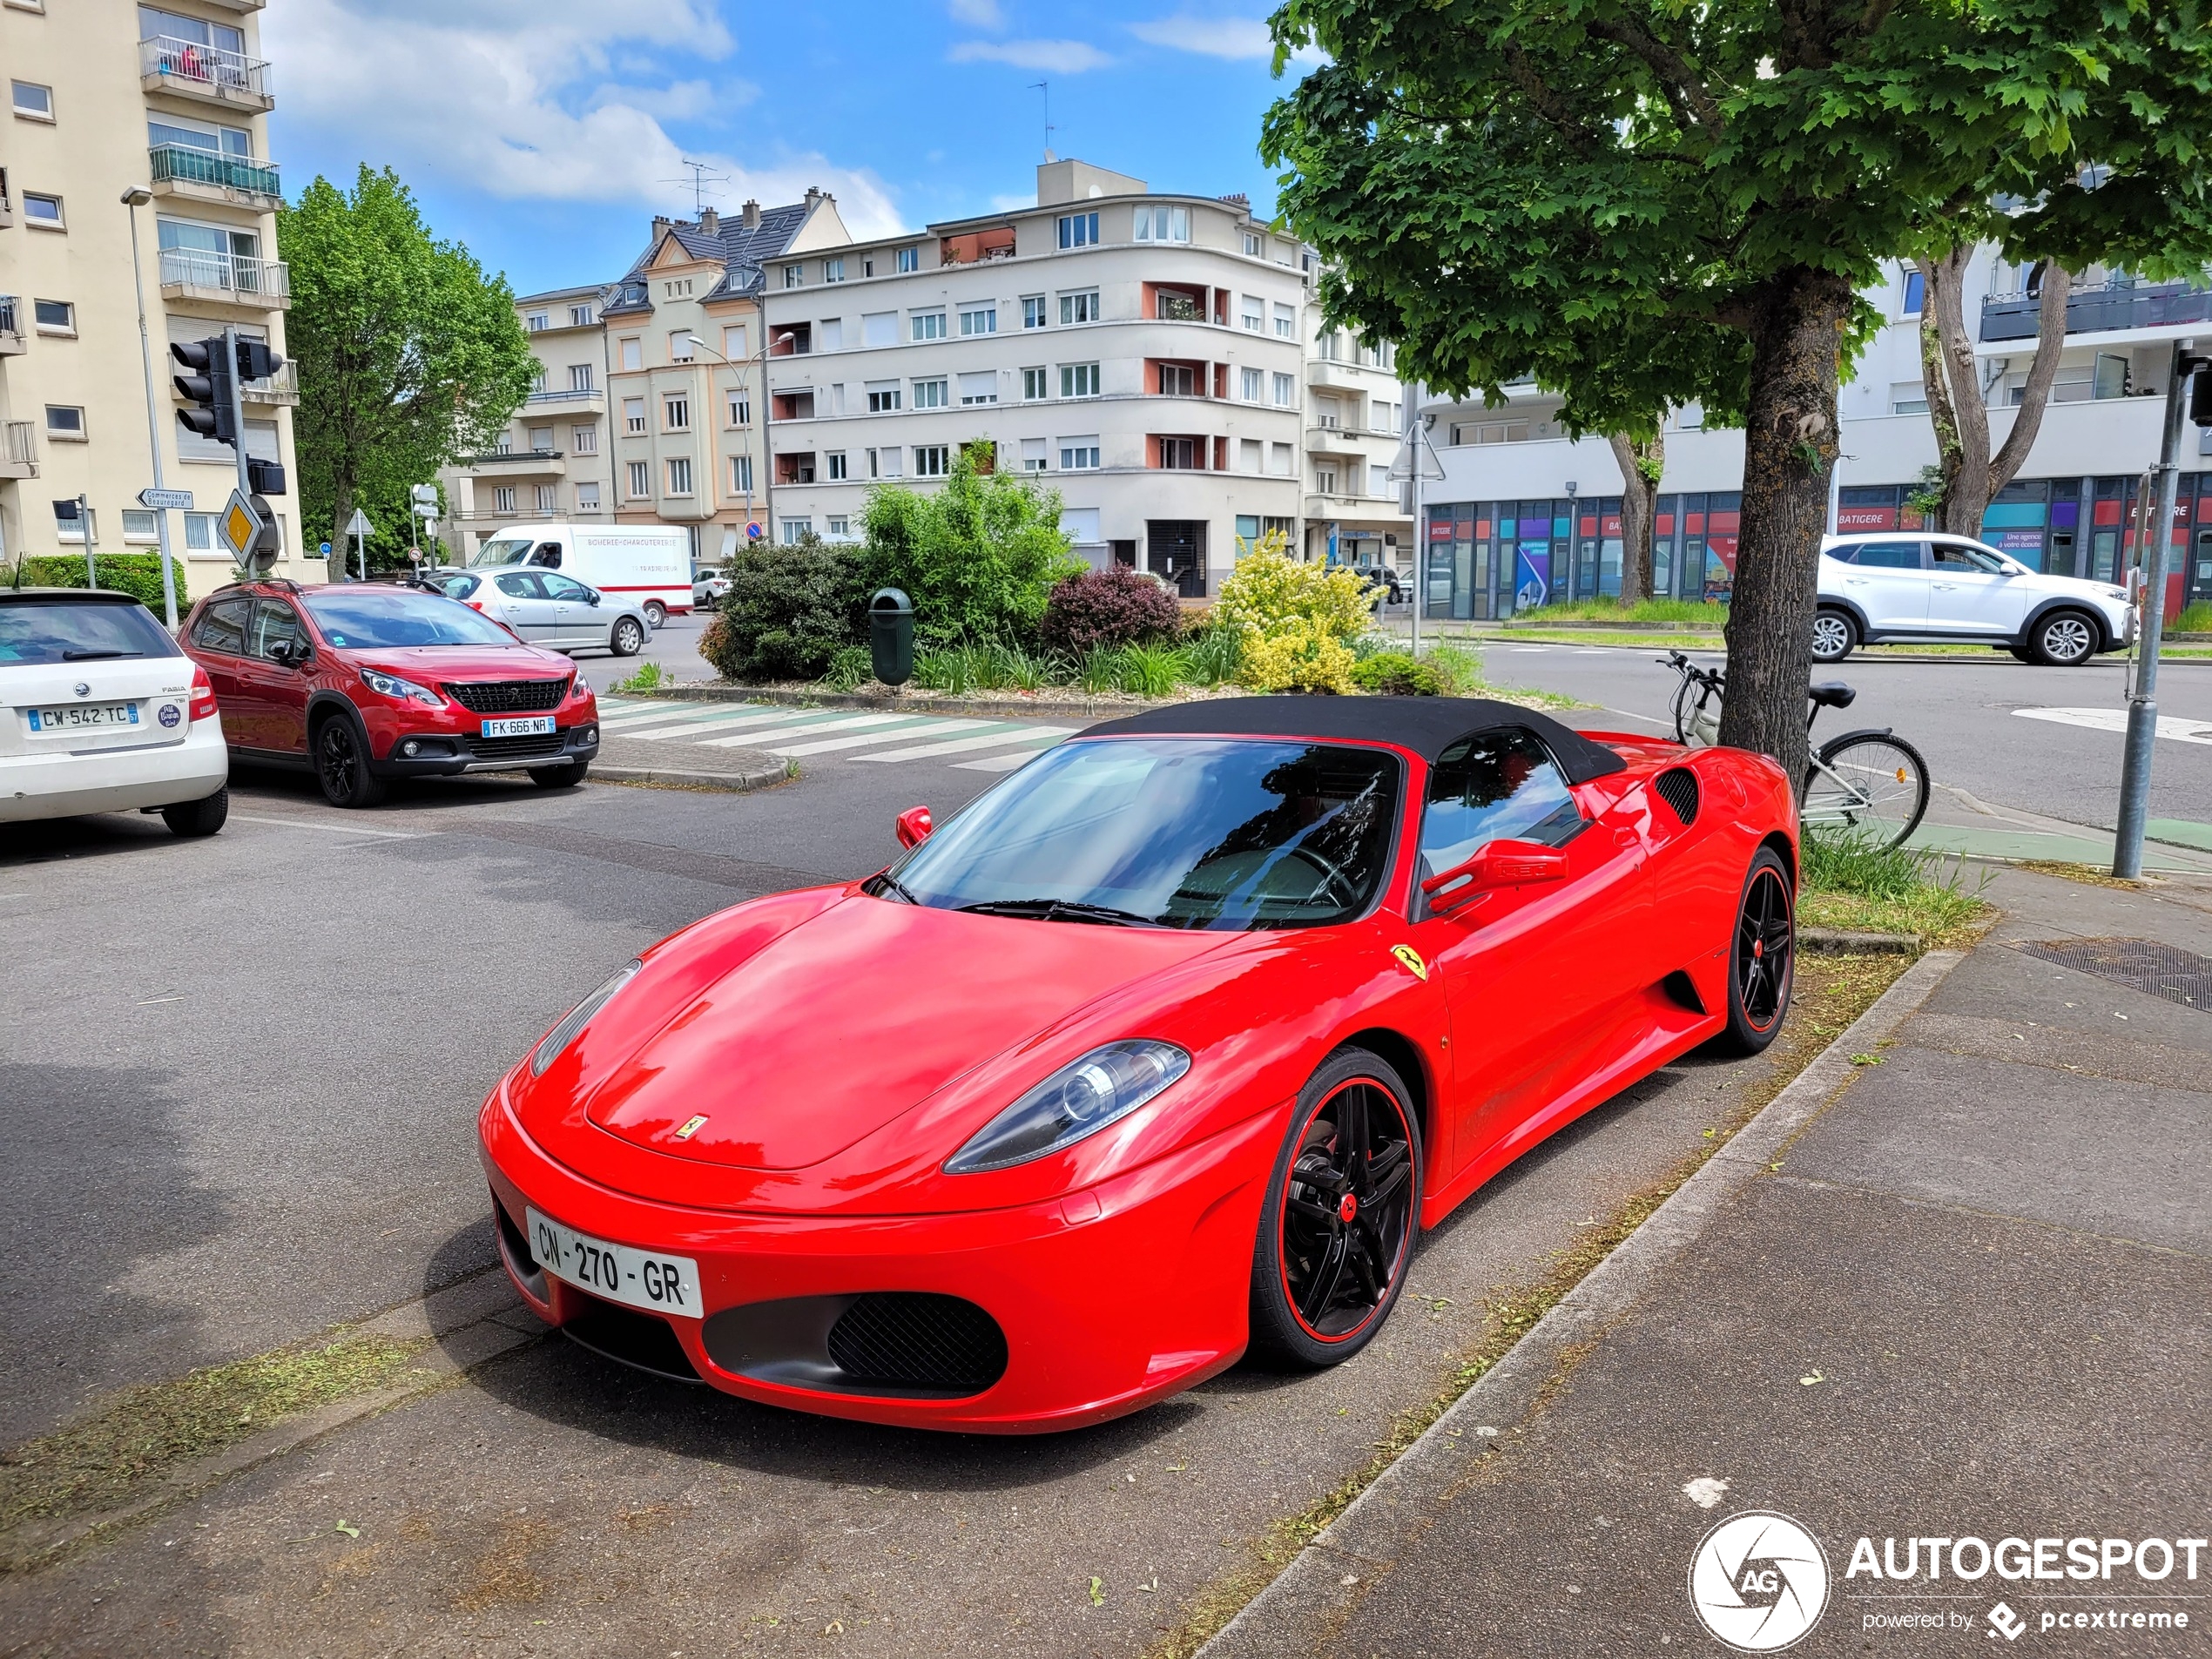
[{"left": 1803, "top": 733, "right": 1931, "bottom": 850}]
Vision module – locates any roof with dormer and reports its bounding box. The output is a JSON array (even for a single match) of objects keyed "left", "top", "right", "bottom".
[{"left": 599, "top": 200, "right": 819, "bottom": 317}]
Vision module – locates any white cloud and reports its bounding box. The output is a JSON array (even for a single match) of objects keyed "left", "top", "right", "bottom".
[
  {"left": 947, "top": 38, "right": 1114, "bottom": 73},
  {"left": 947, "top": 0, "right": 1005, "bottom": 26},
  {"left": 264, "top": 0, "right": 901, "bottom": 238},
  {"left": 1128, "top": 14, "right": 1272, "bottom": 59}
]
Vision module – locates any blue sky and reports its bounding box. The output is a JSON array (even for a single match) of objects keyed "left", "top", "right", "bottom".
[{"left": 263, "top": 2, "right": 1315, "bottom": 300}]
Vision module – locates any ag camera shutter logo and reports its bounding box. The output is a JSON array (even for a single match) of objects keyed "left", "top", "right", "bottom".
[{"left": 1689, "top": 1511, "right": 1831, "bottom": 1651}]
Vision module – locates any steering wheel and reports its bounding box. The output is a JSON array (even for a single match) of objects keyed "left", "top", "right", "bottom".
[{"left": 1282, "top": 846, "right": 1359, "bottom": 908}]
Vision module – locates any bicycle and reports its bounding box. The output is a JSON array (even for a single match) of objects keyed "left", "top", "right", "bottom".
[{"left": 1662, "top": 651, "right": 1932, "bottom": 850}]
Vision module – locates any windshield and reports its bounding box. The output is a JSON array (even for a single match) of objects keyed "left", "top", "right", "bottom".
[
  {"left": 471, "top": 537, "right": 534, "bottom": 568},
  {"left": 0, "top": 599, "right": 181, "bottom": 665},
  {"left": 887, "top": 737, "right": 1401, "bottom": 930},
  {"left": 301, "top": 589, "right": 518, "bottom": 649}
]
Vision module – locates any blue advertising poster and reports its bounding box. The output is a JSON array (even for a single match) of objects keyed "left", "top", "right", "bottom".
[{"left": 1514, "top": 545, "right": 1550, "bottom": 610}]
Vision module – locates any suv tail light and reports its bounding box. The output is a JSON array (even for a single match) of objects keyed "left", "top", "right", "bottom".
[{"left": 188, "top": 663, "right": 219, "bottom": 723}]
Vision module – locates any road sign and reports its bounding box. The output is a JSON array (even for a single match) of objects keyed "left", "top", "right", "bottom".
[
  {"left": 343, "top": 508, "right": 374, "bottom": 540},
  {"left": 219, "top": 489, "right": 266, "bottom": 561},
  {"left": 746, "top": 522, "right": 764, "bottom": 541},
  {"left": 319, "top": 542, "right": 333, "bottom": 557},
  {"left": 410, "top": 484, "right": 439, "bottom": 509},
  {"left": 138, "top": 487, "right": 194, "bottom": 511}
]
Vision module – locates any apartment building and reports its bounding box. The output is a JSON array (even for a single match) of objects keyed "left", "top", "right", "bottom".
[
  {"left": 1303, "top": 320, "right": 1409, "bottom": 572},
  {"left": 762, "top": 158, "right": 1310, "bottom": 597},
  {"left": 440, "top": 193, "right": 850, "bottom": 564},
  {"left": 1417, "top": 249, "right": 2212, "bottom": 619},
  {"left": 1, "top": 0, "right": 307, "bottom": 577}
]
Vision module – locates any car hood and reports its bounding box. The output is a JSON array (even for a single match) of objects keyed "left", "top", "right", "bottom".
[
  {"left": 572, "top": 894, "right": 1232, "bottom": 1172},
  {"left": 346, "top": 645, "right": 571, "bottom": 681}
]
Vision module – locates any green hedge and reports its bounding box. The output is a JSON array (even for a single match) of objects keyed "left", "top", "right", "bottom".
[{"left": 13, "top": 554, "right": 191, "bottom": 620}]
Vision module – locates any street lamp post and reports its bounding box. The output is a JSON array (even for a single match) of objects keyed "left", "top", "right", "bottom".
[
  {"left": 122, "top": 185, "right": 179, "bottom": 630},
  {"left": 1388, "top": 396, "right": 1446, "bottom": 655},
  {"left": 685, "top": 320, "right": 771, "bottom": 550}
]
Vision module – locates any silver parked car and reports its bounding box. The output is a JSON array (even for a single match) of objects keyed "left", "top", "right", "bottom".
[{"left": 434, "top": 569, "right": 649, "bottom": 657}]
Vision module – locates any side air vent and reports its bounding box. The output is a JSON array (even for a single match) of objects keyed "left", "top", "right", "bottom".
[
  {"left": 826, "top": 1293, "right": 1009, "bottom": 1395},
  {"left": 1655, "top": 766, "right": 1700, "bottom": 826}
]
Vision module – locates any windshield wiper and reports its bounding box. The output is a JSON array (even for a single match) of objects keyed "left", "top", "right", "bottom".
[
  {"left": 956, "top": 898, "right": 1159, "bottom": 927},
  {"left": 874, "top": 871, "right": 920, "bottom": 904},
  {"left": 62, "top": 649, "right": 139, "bottom": 661}
]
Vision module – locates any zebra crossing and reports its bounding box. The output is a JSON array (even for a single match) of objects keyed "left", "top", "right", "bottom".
[{"left": 595, "top": 698, "right": 1082, "bottom": 773}]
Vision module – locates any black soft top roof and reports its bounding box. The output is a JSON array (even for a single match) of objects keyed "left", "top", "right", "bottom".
[{"left": 1086, "top": 695, "right": 1628, "bottom": 784}]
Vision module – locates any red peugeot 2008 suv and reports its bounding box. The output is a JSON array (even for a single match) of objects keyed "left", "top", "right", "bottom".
[{"left": 179, "top": 580, "right": 599, "bottom": 807}]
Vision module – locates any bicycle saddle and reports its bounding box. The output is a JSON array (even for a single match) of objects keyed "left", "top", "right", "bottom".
[{"left": 1808, "top": 681, "right": 1858, "bottom": 709}]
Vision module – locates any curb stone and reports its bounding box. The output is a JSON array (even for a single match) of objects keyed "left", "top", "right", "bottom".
[
  {"left": 1798, "top": 927, "right": 1920, "bottom": 954},
  {"left": 594, "top": 760, "right": 792, "bottom": 793},
  {"left": 1197, "top": 948, "right": 1967, "bottom": 1657}
]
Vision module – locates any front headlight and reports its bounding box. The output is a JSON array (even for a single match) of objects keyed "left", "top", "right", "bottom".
[
  {"left": 360, "top": 667, "right": 443, "bottom": 707},
  {"left": 529, "top": 959, "right": 643, "bottom": 1077},
  {"left": 944, "top": 1041, "right": 1190, "bottom": 1175}
]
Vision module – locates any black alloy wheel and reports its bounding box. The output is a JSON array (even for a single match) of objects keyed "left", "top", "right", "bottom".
[
  {"left": 1248, "top": 1049, "right": 1422, "bottom": 1369},
  {"left": 315, "top": 712, "right": 387, "bottom": 808},
  {"left": 1713, "top": 848, "right": 1794, "bottom": 1055}
]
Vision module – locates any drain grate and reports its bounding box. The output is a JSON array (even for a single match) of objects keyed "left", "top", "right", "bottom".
[{"left": 2011, "top": 937, "right": 2212, "bottom": 1012}]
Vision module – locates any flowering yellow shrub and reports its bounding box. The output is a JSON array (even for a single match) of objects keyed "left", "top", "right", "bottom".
[{"left": 1216, "top": 531, "right": 1372, "bottom": 694}]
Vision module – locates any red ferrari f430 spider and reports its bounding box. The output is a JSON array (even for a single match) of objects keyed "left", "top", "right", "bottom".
[{"left": 479, "top": 697, "right": 1797, "bottom": 1431}]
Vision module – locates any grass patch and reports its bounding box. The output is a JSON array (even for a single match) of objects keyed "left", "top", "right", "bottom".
[
  {"left": 1799, "top": 829, "right": 1992, "bottom": 946},
  {"left": 0, "top": 1334, "right": 430, "bottom": 1545},
  {"left": 2171, "top": 600, "right": 2212, "bottom": 634},
  {"left": 608, "top": 661, "right": 667, "bottom": 694},
  {"left": 1510, "top": 597, "right": 1729, "bottom": 624}
]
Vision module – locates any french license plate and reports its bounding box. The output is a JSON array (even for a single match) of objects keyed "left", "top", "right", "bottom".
[
  {"left": 29, "top": 702, "right": 138, "bottom": 732},
  {"left": 482, "top": 716, "right": 556, "bottom": 738},
  {"left": 526, "top": 1206, "right": 702, "bottom": 1318}
]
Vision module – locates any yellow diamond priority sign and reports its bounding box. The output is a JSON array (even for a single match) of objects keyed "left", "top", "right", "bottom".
[{"left": 219, "top": 489, "right": 265, "bottom": 560}]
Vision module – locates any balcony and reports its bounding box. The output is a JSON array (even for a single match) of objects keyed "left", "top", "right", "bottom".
[
  {"left": 941, "top": 226, "right": 1015, "bottom": 266},
  {"left": 769, "top": 322, "right": 812, "bottom": 357},
  {"left": 196, "top": 0, "right": 267, "bottom": 11},
  {"left": 158, "top": 247, "right": 291, "bottom": 310},
  {"left": 1305, "top": 359, "right": 1372, "bottom": 391},
  {"left": 458, "top": 449, "right": 566, "bottom": 477},
  {"left": 525, "top": 386, "right": 605, "bottom": 412},
  {"left": 239, "top": 361, "right": 298, "bottom": 404},
  {"left": 150, "top": 144, "right": 282, "bottom": 209},
  {"left": 0, "top": 295, "right": 23, "bottom": 355},
  {"left": 1, "top": 421, "right": 37, "bottom": 480},
  {"left": 1980, "top": 278, "right": 2212, "bottom": 343},
  {"left": 140, "top": 36, "right": 274, "bottom": 111}
]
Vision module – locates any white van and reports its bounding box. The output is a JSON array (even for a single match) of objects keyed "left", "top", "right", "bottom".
[{"left": 470, "top": 523, "right": 693, "bottom": 627}]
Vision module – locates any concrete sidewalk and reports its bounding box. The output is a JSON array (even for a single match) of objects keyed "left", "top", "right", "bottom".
[{"left": 1209, "top": 867, "right": 2212, "bottom": 1657}]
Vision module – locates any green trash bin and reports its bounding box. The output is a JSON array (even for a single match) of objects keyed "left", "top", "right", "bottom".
[{"left": 869, "top": 587, "right": 914, "bottom": 687}]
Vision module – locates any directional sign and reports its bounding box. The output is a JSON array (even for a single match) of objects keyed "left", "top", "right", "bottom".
[
  {"left": 219, "top": 489, "right": 266, "bottom": 561},
  {"left": 138, "top": 487, "right": 195, "bottom": 511},
  {"left": 343, "top": 508, "right": 374, "bottom": 540},
  {"left": 409, "top": 483, "right": 440, "bottom": 509}
]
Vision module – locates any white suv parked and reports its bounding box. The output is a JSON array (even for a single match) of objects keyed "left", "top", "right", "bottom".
[{"left": 1815, "top": 532, "right": 2132, "bottom": 665}]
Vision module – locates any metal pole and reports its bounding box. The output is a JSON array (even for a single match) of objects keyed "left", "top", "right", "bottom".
[
  {"left": 78, "top": 493, "right": 96, "bottom": 586},
  {"left": 224, "top": 324, "right": 250, "bottom": 502},
  {"left": 124, "top": 191, "right": 179, "bottom": 630},
  {"left": 2112, "top": 340, "right": 2192, "bottom": 878}
]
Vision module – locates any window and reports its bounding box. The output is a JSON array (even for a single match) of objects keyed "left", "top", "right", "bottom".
[
  {"left": 121, "top": 509, "right": 158, "bottom": 543},
  {"left": 1372, "top": 399, "right": 1395, "bottom": 432},
  {"left": 1850, "top": 541, "right": 1925, "bottom": 570},
  {"left": 1230, "top": 366, "right": 1258, "bottom": 402},
  {"left": 958, "top": 371, "right": 997, "bottom": 406},
  {"left": 914, "top": 445, "right": 949, "bottom": 477},
  {"left": 1239, "top": 437, "right": 1262, "bottom": 473},
  {"left": 1448, "top": 420, "right": 1531, "bottom": 445},
  {"left": 1157, "top": 436, "right": 1201, "bottom": 469},
  {"left": 529, "top": 364, "right": 549, "bottom": 395},
  {"left": 730, "top": 455, "right": 754, "bottom": 494},
  {"left": 569, "top": 363, "right": 593, "bottom": 392},
  {"left": 24, "top": 192, "right": 64, "bottom": 228},
  {"left": 572, "top": 425, "right": 597, "bottom": 454},
  {"left": 525, "top": 311, "right": 549, "bottom": 332},
  {"left": 624, "top": 397, "right": 646, "bottom": 435},
  {"left": 781, "top": 517, "right": 813, "bottom": 543},
  {"left": 1420, "top": 731, "right": 1585, "bottom": 885},
  {"left": 666, "top": 457, "right": 693, "bottom": 496},
  {"left": 669, "top": 330, "right": 695, "bottom": 363},
  {"left": 627, "top": 461, "right": 650, "bottom": 499},
  {"left": 1272, "top": 373, "right": 1296, "bottom": 407},
  {"left": 1371, "top": 464, "right": 1392, "bottom": 496},
  {"left": 663, "top": 279, "right": 692, "bottom": 299},
  {"left": 867, "top": 381, "right": 901, "bottom": 413},
  {"left": 535, "top": 484, "right": 557, "bottom": 514},
  {"left": 868, "top": 446, "right": 901, "bottom": 479},
  {"left": 619, "top": 338, "right": 642, "bottom": 371},
  {"left": 183, "top": 513, "right": 216, "bottom": 552},
  {"left": 1022, "top": 367, "right": 1049, "bottom": 401},
  {"left": 33, "top": 299, "right": 74, "bottom": 334},
  {"left": 1273, "top": 302, "right": 1295, "bottom": 339},
  {"left": 1132, "top": 205, "right": 1190, "bottom": 243},
  {"left": 1057, "top": 212, "right": 1099, "bottom": 249},
  {"left": 960, "top": 305, "right": 997, "bottom": 336},
  {"left": 911, "top": 311, "right": 947, "bottom": 342},
  {"left": 817, "top": 317, "right": 843, "bottom": 352},
  {"left": 1315, "top": 466, "right": 1338, "bottom": 495},
  {"left": 12, "top": 81, "right": 53, "bottom": 119},
  {"left": 1241, "top": 294, "right": 1264, "bottom": 333},
  {"left": 1270, "top": 442, "right": 1294, "bottom": 476},
  {"left": 913, "top": 377, "right": 948, "bottom": 409},
  {"left": 1059, "top": 437, "right": 1101, "bottom": 470},
  {"left": 783, "top": 263, "right": 804, "bottom": 289},
  {"left": 527, "top": 426, "right": 554, "bottom": 452},
  {"left": 895, "top": 246, "right": 920, "bottom": 273},
  {"left": 727, "top": 393, "right": 752, "bottom": 427},
  {"left": 494, "top": 485, "right": 516, "bottom": 515},
  {"left": 1890, "top": 381, "right": 1930, "bottom": 415},
  {"left": 664, "top": 395, "right": 690, "bottom": 431},
  {"left": 724, "top": 325, "right": 749, "bottom": 359},
  {"left": 1900, "top": 268, "right": 1925, "bottom": 316},
  {"left": 1060, "top": 289, "right": 1100, "bottom": 325},
  {"left": 1021, "top": 437, "right": 1048, "bottom": 472},
  {"left": 1022, "top": 295, "right": 1048, "bottom": 329},
  {"left": 1315, "top": 397, "right": 1342, "bottom": 429},
  {"left": 1244, "top": 232, "right": 1262, "bottom": 257},
  {"left": 826, "top": 516, "right": 850, "bottom": 538},
  {"left": 825, "top": 257, "right": 845, "bottom": 283},
  {"left": 1157, "top": 362, "right": 1197, "bottom": 396},
  {"left": 570, "top": 304, "right": 593, "bottom": 327},
  {"left": 1061, "top": 362, "right": 1101, "bottom": 398},
  {"left": 576, "top": 481, "right": 601, "bottom": 509},
  {"left": 495, "top": 431, "right": 515, "bottom": 455},
  {"left": 826, "top": 451, "right": 847, "bottom": 481},
  {"left": 45, "top": 405, "right": 84, "bottom": 439}
]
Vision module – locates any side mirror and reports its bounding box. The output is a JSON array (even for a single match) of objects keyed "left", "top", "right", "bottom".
[
  {"left": 1420, "top": 839, "right": 1568, "bottom": 914},
  {"left": 587, "top": 591, "right": 602, "bottom": 606},
  {"left": 894, "top": 805, "right": 933, "bottom": 849}
]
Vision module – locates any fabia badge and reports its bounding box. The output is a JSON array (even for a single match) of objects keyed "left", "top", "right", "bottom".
[
  {"left": 1689, "top": 1511, "right": 1830, "bottom": 1652},
  {"left": 672, "top": 1115, "right": 708, "bottom": 1142},
  {"left": 1390, "top": 944, "right": 1429, "bottom": 981}
]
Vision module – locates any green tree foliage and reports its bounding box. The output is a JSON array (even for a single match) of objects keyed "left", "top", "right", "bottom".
[
  {"left": 14, "top": 554, "right": 187, "bottom": 616},
  {"left": 1217, "top": 529, "right": 1373, "bottom": 692},
  {"left": 1263, "top": 0, "right": 2212, "bottom": 774},
  {"left": 280, "top": 166, "right": 536, "bottom": 568},
  {"left": 859, "top": 451, "right": 1084, "bottom": 646},
  {"left": 697, "top": 534, "right": 868, "bottom": 682}
]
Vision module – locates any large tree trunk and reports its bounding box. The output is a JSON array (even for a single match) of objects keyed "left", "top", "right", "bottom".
[
  {"left": 1986, "top": 262, "right": 2074, "bottom": 496},
  {"left": 1916, "top": 252, "right": 2073, "bottom": 536},
  {"left": 1608, "top": 429, "right": 1662, "bottom": 604},
  {"left": 1719, "top": 269, "right": 1855, "bottom": 784},
  {"left": 330, "top": 481, "right": 354, "bottom": 577}
]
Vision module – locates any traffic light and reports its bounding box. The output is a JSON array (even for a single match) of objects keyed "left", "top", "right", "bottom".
[
  {"left": 234, "top": 337, "right": 285, "bottom": 385},
  {"left": 171, "top": 338, "right": 235, "bottom": 448},
  {"left": 2191, "top": 361, "right": 2212, "bottom": 428},
  {"left": 246, "top": 457, "right": 287, "bottom": 496}
]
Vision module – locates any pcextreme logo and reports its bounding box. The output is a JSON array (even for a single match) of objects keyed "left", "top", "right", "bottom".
[{"left": 1689, "top": 1512, "right": 1832, "bottom": 1652}]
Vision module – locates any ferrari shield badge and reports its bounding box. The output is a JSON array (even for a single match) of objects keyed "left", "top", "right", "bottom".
[
  {"left": 672, "top": 1115, "right": 709, "bottom": 1142},
  {"left": 1390, "top": 945, "right": 1429, "bottom": 981}
]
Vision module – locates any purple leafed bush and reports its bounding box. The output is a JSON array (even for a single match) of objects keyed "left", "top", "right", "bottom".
[{"left": 1039, "top": 566, "right": 1183, "bottom": 656}]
